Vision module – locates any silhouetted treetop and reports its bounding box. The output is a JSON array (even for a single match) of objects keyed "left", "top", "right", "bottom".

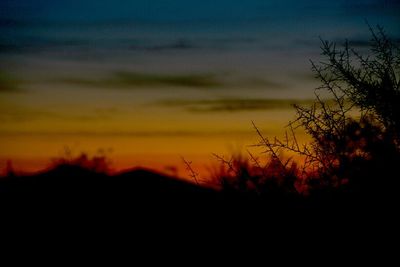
[
  {"left": 246, "top": 25, "right": 400, "bottom": 196},
  {"left": 313, "top": 25, "right": 400, "bottom": 135}
]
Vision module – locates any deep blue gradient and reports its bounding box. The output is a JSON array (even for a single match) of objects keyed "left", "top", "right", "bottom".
[
  {"left": 1, "top": 0, "right": 399, "bottom": 22},
  {"left": 1, "top": 1, "right": 398, "bottom": 82}
]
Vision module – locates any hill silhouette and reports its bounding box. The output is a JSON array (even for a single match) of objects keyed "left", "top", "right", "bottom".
[
  {"left": 0, "top": 164, "right": 216, "bottom": 201},
  {"left": 0, "top": 161, "right": 387, "bottom": 214}
]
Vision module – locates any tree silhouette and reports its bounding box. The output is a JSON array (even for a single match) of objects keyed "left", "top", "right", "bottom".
[
  {"left": 314, "top": 25, "right": 400, "bottom": 136},
  {"left": 248, "top": 26, "right": 400, "bottom": 196}
]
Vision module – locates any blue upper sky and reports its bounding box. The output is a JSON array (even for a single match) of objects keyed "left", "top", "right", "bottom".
[
  {"left": 2, "top": 0, "right": 399, "bottom": 45},
  {"left": 1, "top": 0, "right": 399, "bottom": 79},
  {"left": 1, "top": 0, "right": 399, "bottom": 23}
]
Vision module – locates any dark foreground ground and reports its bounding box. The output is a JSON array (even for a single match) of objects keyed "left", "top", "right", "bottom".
[
  {"left": 0, "top": 164, "right": 398, "bottom": 256},
  {"left": 0, "top": 164, "right": 397, "bottom": 238},
  {"left": 1, "top": 164, "right": 397, "bottom": 216}
]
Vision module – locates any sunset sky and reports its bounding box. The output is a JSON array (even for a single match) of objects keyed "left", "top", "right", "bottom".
[{"left": 1, "top": 0, "right": 399, "bottom": 178}]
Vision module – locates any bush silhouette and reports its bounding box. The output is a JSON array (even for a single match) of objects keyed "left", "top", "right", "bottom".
[
  {"left": 315, "top": 25, "right": 400, "bottom": 135},
  {"left": 50, "top": 151, "right": 112, "bottom": 174},
  {"left": 217, "top": 26, "right": 400, "bottom": 199}
]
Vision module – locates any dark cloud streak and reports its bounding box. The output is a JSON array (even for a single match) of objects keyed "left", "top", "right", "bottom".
[
  {"left": 157, "top": 98, "right": 317, "bottom": 112},
  {"left": 0, "top": 71, "right": 22, "bottom": 93},
  {"left": 0, "top": 130, "right": 254, "bottom": 138},
  {"left": 55, "top": 71, "right": 288, "bottom": 91},
  {"left": 58, "top": 72, "right": 222, "bottom": 89},
  {"left": 0, "top": 105, "right": 119, "bottom": 123}
]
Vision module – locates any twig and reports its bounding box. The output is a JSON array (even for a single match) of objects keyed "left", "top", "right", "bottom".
[{"left": 181, "top": 156, "right": 200, "bottom": 185}]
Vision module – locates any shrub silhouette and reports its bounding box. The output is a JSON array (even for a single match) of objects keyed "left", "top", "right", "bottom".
[
  {"left": 217, "top": 26, "right": 400, "bottom": 199},
  {"left": 213, "top": 152, "right": 299, "bottom": 199},
  {"left": 50, "top": 151, "right": 112, "bottom": 174},
  {"left": 315, "top": 25, "right": 400, "bottom": 135}
]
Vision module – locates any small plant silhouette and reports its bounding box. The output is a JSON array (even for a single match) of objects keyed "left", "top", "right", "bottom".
[{"left": 51, "top": 147, "right": 112, "bottom": 174}]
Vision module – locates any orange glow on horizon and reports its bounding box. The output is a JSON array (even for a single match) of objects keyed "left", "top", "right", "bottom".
[{"left": 0, "top": 122, "right": 310, "bottom": 184}]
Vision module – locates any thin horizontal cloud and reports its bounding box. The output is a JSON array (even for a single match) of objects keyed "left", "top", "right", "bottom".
[
  {"left": 296, "top": 37, "right": 400, "bottom": 50},
  {"left": 157, "top": 98, "right": 317, "bottom": 112},
  {"left": 0, "top": 109, "right": 56, "bottom": 123},
  {"left": 0, "top": 130, "right": 255, "bottom": 138},
  {"left": 289, "top": 71, "right": 317, "bottom": 82},
  {"left": 56, "top": 71, "right": 287, "bottom": 91},
  {"left": 128, "top": 37, "right": 261, "bottom": 52},
  {"left": 346, "top": 38, "right": 400, "bottom": 47},
  {"left": 58, "top": 71, "right": 222, "bottom": 89},
  {"left": 234, "top": 77, "right": 288, "bottom": 89},
  {"left": 0, "top": 71, "right": 22, "bottom": 93},
  {"left": 0, "top": 105, "right": 119, "bottom": 123},
  {"left": 295, "top": 38, "right": 372, "bottom": 49},
  {"left": 129, "top": 39, "right": 196, "bottom": 51}
]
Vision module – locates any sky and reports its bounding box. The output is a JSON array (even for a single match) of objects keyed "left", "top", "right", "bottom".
[{"left": 0, "top": 0, "right": 399, "bottom": 178}]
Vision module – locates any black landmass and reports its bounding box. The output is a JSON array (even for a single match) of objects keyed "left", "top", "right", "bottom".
[
  {"left": 0, "top": 164, "right": 218, "bottom": 205},
  {"left": 0, "top": 163, "right": 398, "bottom": 243},
  {"left": 0, "top": 164, "right": 396, "bottom": 216}
]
